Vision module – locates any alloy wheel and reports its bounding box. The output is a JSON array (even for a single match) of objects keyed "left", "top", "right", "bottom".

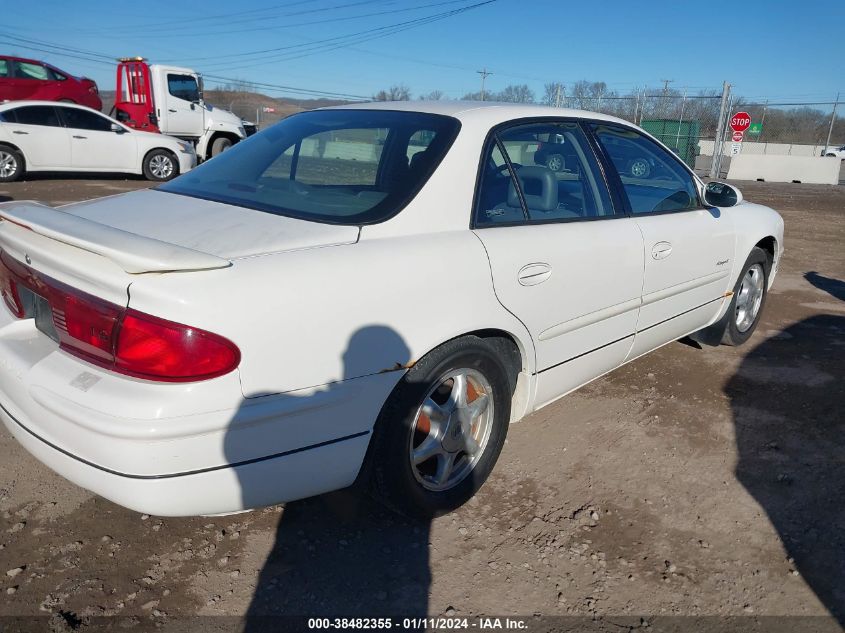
[
  {"left": 150, "top": 155, "right": 174, "bottom": 180},
  {"left": 735, "top": 263, "right": 765, "bottom": 333},
  {"left": 0, "top": 151, "right": 17, "bottom": 179},
  {"left": 409, "top": 369, "right": 495, "bottom": 492}
]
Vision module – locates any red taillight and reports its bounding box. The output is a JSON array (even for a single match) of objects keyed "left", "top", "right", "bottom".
[
  {"left": 0, "top": 265, "right": 24, "bottom": 318},
  {"left": 0, "top": 252, "right": 239, "bottom": 382},
  {"left": 115, "top": 310, "right": 240, "bottom": 382},
  {"left": 52, "top": 286, "right": 122, "bottom": 363}
]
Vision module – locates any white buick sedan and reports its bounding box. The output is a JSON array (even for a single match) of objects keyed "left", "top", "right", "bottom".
[
  {"left": 0, "top": 101, "right": 195, "bottom": 182},
  {"left": 0, "top": 102, "right": 783, "bottom": 517}
]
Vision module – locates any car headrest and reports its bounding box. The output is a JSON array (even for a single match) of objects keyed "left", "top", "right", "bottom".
[{"left": 508, "top": 166, "right": 558, "bottom": 212}]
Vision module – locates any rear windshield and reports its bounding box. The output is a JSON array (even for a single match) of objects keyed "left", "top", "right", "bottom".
[{"left": 159, "top": 109, "right": 461, "bottom": 225}]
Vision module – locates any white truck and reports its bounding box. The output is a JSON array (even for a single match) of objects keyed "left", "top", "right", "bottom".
[{"left": 113, "top": 57, "right": 250, "bottom": 161}]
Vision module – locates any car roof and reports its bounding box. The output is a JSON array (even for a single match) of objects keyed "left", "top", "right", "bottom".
[
  {"left": 320, "top": 100, "right": 631, "bottom": 127},
  {"left": 0, "top": 100, "right": 99, "bottom": 113}
]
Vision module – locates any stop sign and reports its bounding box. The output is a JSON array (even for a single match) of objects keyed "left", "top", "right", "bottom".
[{"left": 730, "top": 111, "right": 751, "bottom": 132}]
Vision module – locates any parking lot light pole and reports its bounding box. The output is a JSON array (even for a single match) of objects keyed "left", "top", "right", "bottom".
[
  {"left": 711, "top": 81, "right": 731, "bottom": 179},
  {"left": 824, "top": 93, "right": 840, "bottom": 154}
]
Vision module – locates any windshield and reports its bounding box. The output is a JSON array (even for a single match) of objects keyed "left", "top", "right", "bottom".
[{"left": 159, "top": 109, "right": 461, "bottom": 225}]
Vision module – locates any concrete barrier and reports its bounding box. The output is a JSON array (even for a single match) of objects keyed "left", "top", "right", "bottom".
[
  {"left": 727, "top": 155, "right": 841, "bottom": 185},
  {"left": 700, "top": 140, "right": 831, "bottom": 157}
]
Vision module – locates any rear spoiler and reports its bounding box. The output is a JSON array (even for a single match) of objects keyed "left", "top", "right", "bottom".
[{"left": 0, "top": 201, "right": 231, "bottom": 274}]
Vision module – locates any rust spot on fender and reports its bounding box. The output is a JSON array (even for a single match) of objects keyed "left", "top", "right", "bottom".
[{"left": 378, "top": 360, "right": 416, "bottom": 374}]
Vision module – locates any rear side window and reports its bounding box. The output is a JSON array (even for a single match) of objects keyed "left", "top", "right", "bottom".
[
  {"left": 6, "top": 105, "right": 61, "bottom": 127},
  {"left": 592, "top": 124, "right": 700, "bottom": 214},
  {"left": 160, "top": 109, "right": 461, "bottom": 225},
  {"left": 13, "top": 61, "right": 50, "bottom": 81},
  {"left": 60, "top": 107, "right": 113, "bottom": 132},
  {"left": 0, "top": 60, "right": 8, "bottom": 78},
  {"left": 475, "top": 121, "right": 615, "bottom": 226}
]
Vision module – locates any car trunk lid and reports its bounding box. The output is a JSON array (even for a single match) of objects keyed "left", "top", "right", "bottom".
[{"left": 59, "top": 189, "right": 361, "bottom": 261}]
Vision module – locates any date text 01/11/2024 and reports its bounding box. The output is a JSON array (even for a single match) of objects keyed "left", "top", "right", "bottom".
[{"left": 307, "top": 617, "right": 528, "bottom": 630}]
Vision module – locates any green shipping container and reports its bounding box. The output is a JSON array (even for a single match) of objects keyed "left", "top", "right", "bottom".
[{"left": 640, "top": 119, "right": 701, "bottom": 169}]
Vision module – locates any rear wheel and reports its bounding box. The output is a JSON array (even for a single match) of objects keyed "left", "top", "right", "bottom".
[
  {"left": 142, "top": 149, "right": 178, "bottom": 182},
  {"left": 367, "top": 336, "right": 511, "bottom": 518},
  {"left": 0, "top": 147, "right": 24, "bottom": 182},
  {"left": 722, "top": 247, "right": 769, "bottom": 346}
]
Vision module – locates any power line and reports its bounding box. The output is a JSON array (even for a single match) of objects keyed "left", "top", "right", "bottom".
[
  {"left": 169, "top": 1, "right": 497, "bottom": 65},
  {"left": 109, "top": 0, "right": 473, "bottom": 41}
]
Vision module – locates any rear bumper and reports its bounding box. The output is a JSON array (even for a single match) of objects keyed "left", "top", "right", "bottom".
[
  {"left": 0, "top": 316, "right": 396, "bottom": 516},
  {"left": 1, "top": 400, "right": 370, "bottom": 516}
]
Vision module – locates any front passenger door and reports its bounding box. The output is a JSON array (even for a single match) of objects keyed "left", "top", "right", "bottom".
[
  {"left": 591, "top": 123, "right": 735, "bottom": 359},
  {"left": 58, "top": 107, "right": 136, "bottom": 171},
  {"left": 473, "top": 121, "right": 644, "bottom": 408}
]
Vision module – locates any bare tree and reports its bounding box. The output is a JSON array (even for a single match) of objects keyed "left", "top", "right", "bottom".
[
  {"left": 420, "top": 90, "right": 445, "bottom": 101},
  {"left": 542, "top": 82, "right": 565, "bottom": 106},
  {"left": 373, "top": 85, "right": 411, "bottom": 101},
  {"left": 497, "top": 84, "right": 535, "bottom": 103},
  {"left": 460, "top": 91, "right": 485, "bottom": 101}
]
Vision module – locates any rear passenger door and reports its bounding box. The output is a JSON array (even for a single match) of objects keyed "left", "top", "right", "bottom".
[
  {"left": 590, "top": 123, "right": 735, "bottom": 359},
  {"left": 2, "top": 105, "right": 71, "bottom": 168},
  {"left": 473, "top": 120, "right": 644, "bottom": 408}
]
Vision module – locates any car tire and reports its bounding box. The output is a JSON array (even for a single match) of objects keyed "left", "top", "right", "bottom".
[
  {"left": 721, "top": 247, "right": 769, "bottom": 346},
  {"left": 210, "top": 137, "right": 233, "bottom": 157},
  {"left": 366, "top": 336, "right": 511, "bottom": 518},
  {"left": 142, "top": 149, "right": 178, "bottom": 182},
  {"left": 825, "top": 153, "right": 836, "bottom": 157},
  {"left": 0, "top": 146, "right": 25, "bottom": 183},
  {"left": 545, "top": 154, "right": 565, "bottom": 172},
  {"left": 629, "top": 158, "right": 651, "bottom": 178}
]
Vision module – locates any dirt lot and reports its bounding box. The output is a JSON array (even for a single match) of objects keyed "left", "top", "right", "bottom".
[{"left": 0, "top": 176, "right": 843, "bottom": 630}]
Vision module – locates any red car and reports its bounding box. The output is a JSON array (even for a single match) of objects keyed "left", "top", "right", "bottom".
[{"left": 0, "top": 56, "right": 102, "bottom": 111}]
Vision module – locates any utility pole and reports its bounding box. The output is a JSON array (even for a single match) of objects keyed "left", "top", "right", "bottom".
[
  {"left": 659, "top": 79, "right": 674, "bottom": 118},
  {"left": 824, "top": 92, "right": 840, "bottom": 153},
  {"left": 477, "top": 68, "right": 492, "bottom": 101},
  {"left": 554, "top": 83, "right": 561, "bottom": 108},
  {"left": 710, "top": 80, "right": 731, "bottom": 179}
]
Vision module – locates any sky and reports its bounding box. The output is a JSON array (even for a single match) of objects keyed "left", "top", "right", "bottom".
[{"left": 2, "top": 0, "right": 843, "bottom": 104}]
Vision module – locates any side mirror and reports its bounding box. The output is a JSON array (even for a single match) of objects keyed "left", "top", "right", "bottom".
[
  {"left": 110, "top": 123, "right": 126, "bottom": 134},
  {"left": 704, "top": 181, "right": 743, "bottom": 207}
]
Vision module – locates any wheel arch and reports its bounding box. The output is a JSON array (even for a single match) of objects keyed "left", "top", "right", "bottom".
[
  {"left": 409, "top": 326, "right": 533, "bottom": 424},
  {"left": 754, "top": 235, "right": 777, "bottom": 272},
  {"left": 0, "top": 141, "right": 26, "bottom": 162}
]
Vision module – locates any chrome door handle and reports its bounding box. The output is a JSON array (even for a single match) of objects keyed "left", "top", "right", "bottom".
[
  {"left": 651, "top": 241, "right": 673, "bottom": 260},
  {"left": 72, "top": 135, "right": 87, "bottom": 139},
  {"left": 517, "top": 263, "right": 552, "bottom": 286},
  {"left": 12, "top": 130, "right": 28, "bottom": 135}
]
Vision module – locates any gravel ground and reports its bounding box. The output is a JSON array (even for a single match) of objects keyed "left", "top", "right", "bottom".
[{"left": 0, "top": 176, "right": 843, "bottom": 630}]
